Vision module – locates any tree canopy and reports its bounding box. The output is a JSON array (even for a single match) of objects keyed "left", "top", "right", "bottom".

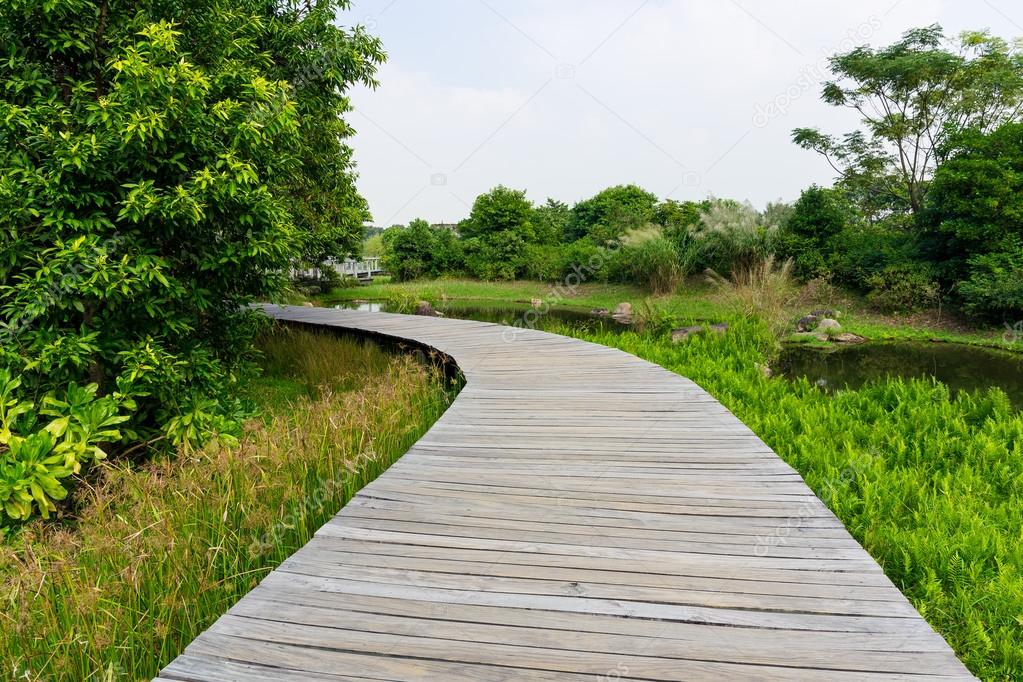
[
  {"left": 794, "top": 25, "right": 1023, "bottom": 216},
  {"left": 0, "top": 0, "right": 382, "bottom": 521}
]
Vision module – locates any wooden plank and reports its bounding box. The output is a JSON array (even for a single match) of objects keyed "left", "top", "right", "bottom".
[{"left": 157, "top": 306, "right": 975, "bottom": 681}]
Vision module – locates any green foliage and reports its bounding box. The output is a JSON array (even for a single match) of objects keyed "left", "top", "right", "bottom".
[
  {"left": 607, "top": 230, "right": 692, "bottom": 294},
  {"left": 794, "top": 25, "right": 1023, "bottom": 215},
  {"left": 381, "top": 220, "right": 462, "bottom": 282},
  {"left": 957, "top": 245, "right": 1023, "bottom": 320},
  {"left": 458, "top": 185, "right": 535, "bottom": 241},
  {"left": 566, "top": 184, "right": 657, "bottom": 242},
  {"left": 652, "top": 199, "right": 705, "bottom": 231},
  {"left": 0, "top": 370, "right": 128, "bottom": 520},
  {"left": 0, "top": 0, "right": 381, "bottom": 520},
  {"left": 692, "top": 199, "right": 779, "bottom": 274},
  {"left": 927, "top": 122, "right": 1023, "bottom": 318},
  {"left": 532, "top": 198, "right": 570, "bottom": 245},
  {"left": 777, "top": 186, "right": 858, "bottom": 280},
  {"left": 567, "top": 320, "right": 1023, "bottom": 680},
  {"left": 865, "top": 264, "right": 940, "bottom": 312}
]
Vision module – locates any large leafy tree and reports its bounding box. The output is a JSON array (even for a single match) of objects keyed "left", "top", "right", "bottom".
[
  {"left": 567, "top": 184, "right": 657, "bottom": 242},
  {"left": 794, "top": 25, "right": 1023, "bottom": 217},
  {"left": 0, "top": 0, "right": 381, "bottom": 521},
  {"left": 926, "top": 122, "right": 1023, "bottom": 318}
]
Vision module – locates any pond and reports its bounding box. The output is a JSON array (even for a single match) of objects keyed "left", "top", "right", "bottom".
[
  {"left": 333, "top": 300, "right": 631, "bottom": 333},
  {"left": 777, "top": 342, "right": 1023, "bottom": 408}
]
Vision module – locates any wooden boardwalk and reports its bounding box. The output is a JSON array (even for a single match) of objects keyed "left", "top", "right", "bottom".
[{"left": 159, "top": 306, "right": 974, "bottom": 681}]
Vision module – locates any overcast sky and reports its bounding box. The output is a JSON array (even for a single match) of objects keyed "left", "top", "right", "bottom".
[{"left": 337, "top": 0, "right": 1023, "bottom": 226}]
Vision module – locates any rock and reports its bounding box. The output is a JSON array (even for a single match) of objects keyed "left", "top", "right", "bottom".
[
  {"left": 814, "top": 318, "right": 842, "bottom": 333},
  {"left": 590, "top": 307, "right": 610, "bottom": 317},
  {"left": 613, "top": 302, "right": 632, "bottom": 316},
  {"left": 671, "top": 326, "right": 704, "bottom": 343},
  {"left": 709, "top": 322, "right": 729, "bottom": 333},
  {"left": 301, "top": 301, "right": 315, "bottom": 307},
  {"left": 530, "top": 298, "right": 543, "bottom": 308},
  {"left": 810, "top": 309, "right": 835, "bottom": 317},
  {"left": 832, "top": 332, "right": 866, "bottom": 344},
  {"left": 413, "top": 301, "right": 437, "bottom": 317},
  {"left": 796, "top": 314, "right": 820, "bottom": 332}
]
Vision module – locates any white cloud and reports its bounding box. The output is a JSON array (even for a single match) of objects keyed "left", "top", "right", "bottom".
[{"left": 344, "top": 0, "right": 1019, "bottom": 224}]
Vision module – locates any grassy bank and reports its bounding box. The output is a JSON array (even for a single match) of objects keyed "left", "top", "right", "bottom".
[
  {"left": 559, "top": 320, "right": 1022, "bottom": 680},
  {"left": 323, "top": 277, "right": 1017, "bottom": 351},
  {"left": 0, "top": 327, "right": 452, "bottom": 681}
]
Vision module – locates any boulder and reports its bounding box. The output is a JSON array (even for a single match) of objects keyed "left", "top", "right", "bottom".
[
  {"left": 832, "top": 332, "right": 866, "bottom": 344},
  {"left": 613, "top": 302, "right": 632, "bottom": 316},
  {"left": 796, "top": 314, "right": 819, "bottom": 332},
  {"left": 810, "top": 308, "right": 836, "bottom": 317},
  {"left": 530, "top": 298, "right": 543, "bottom": 308},
  {"left": 413, "top": 301, "right": 438, "bottom": 317},
  {"left": 301, "top": 301, "right": 315, "bottom": 307},
  {"left": 671, "top": 326, "right": 704, "bottom": 343},
  {"left": 814, "top": 318, "right": 841, "bottom": 333}
]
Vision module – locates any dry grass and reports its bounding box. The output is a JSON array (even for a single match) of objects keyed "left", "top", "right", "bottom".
[
  {"left": 706, "top": 255, "right": 800, "bottom": 337},
  {"left": 0, "top": 327, "right": 452, "bottom": 680}
]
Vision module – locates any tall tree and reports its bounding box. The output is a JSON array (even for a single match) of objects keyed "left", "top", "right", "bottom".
[
  {"left": 0, "top": 0, "right": 382, "bottom": 520},
  {"left": 794, "top": 25, "right": 1023, "bottom": 217}
]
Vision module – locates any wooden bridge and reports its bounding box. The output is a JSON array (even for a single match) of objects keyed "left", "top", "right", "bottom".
[{"left": 158, "top": 306, "right": 974, "bottom": 681}]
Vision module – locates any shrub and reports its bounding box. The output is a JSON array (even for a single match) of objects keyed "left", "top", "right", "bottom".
[
  {"left": 777, "top": 186, "right": 857, "bottom": 280},
  {"left": 566, "top": 184, "right": 658, "bottom": 242},
  {"left": 607, "top": 231, "right": 692, "bottom": 294},
  {"left": 957, "top": 245, "right": 1023, "bottom": 320},
  {"left": 865, "top": 264, "right": 940, "bottom": 312},
  {"left": 692, "top": 199, "right": 778, "bottom": 273},
  {"left": 381, "top": 220, "right": 462, "bottom": 282}
]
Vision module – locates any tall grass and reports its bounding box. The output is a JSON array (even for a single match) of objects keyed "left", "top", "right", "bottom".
[
  {"left": 706, "top": 255, "right": 799, "bottom": 337},
  {"left": 564, "top": 320, "right": 1023, "bottom": 681},
  {"left": 0, "top": 326, "right": 452, "bottom": 680}
]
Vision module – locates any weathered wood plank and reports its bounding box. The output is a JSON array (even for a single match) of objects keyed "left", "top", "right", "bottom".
[{"left": 157, "top": 306, "right": 975, "bottom": 681}]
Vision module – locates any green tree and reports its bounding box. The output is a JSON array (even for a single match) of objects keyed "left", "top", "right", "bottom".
[
  {"left": 532, "top": 198, "right": 570, "bottom": 245},
  {"left": 458, "top": 185, "right": 535, "bottom": 241},
  {"left": 381, "top": 219, "right": 461, "bottom": 281},
  {"left": 927, "top": 122, "right": 1023, "bottom": 318},
  {"left": 794, "top": 25, "right": 1023, "bottom": 216},
  {"left": 567, "top": 184, "right": 657, "bottom": 242},
  {"left": 0, "top": 0, "right": 381, "bottom": 521},
  {"left": 776, "top": 186, "right": 857, "bottom": 280}
]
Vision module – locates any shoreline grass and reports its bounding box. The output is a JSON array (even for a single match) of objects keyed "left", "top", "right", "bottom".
[{"left": 0, "top": 326, "right": 453, "bottom": 680}]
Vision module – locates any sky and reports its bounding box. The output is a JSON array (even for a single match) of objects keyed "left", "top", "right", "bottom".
[{"left": 337, "top": 0, "right": 1023, "bottom": 226}]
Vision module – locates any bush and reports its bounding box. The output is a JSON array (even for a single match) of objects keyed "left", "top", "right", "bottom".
[
  {"left": 566, "top": 184, "right": 657, "bottom": 242},
  {"left": 865, "top": 264, "right": 940, "bottom": 312},
  {"left": 382, "top": 220, "right": 462, "bottom": 282},
  {"left": 606, "top": 231, "right": 692, "bottom": 294},
  {"left": 777, "top": 186, "right": 856, "bottom": 280},
  {"left": 693, "top": 199, "right": 778, "bottom": 273},
  {"left": 957, "top": 245, "right": 1023, "bottom": 320}
]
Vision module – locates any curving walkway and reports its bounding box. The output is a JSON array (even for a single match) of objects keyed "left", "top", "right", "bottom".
[{"left": 158, "top": 305, "right": 974, "bottom": 681}]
